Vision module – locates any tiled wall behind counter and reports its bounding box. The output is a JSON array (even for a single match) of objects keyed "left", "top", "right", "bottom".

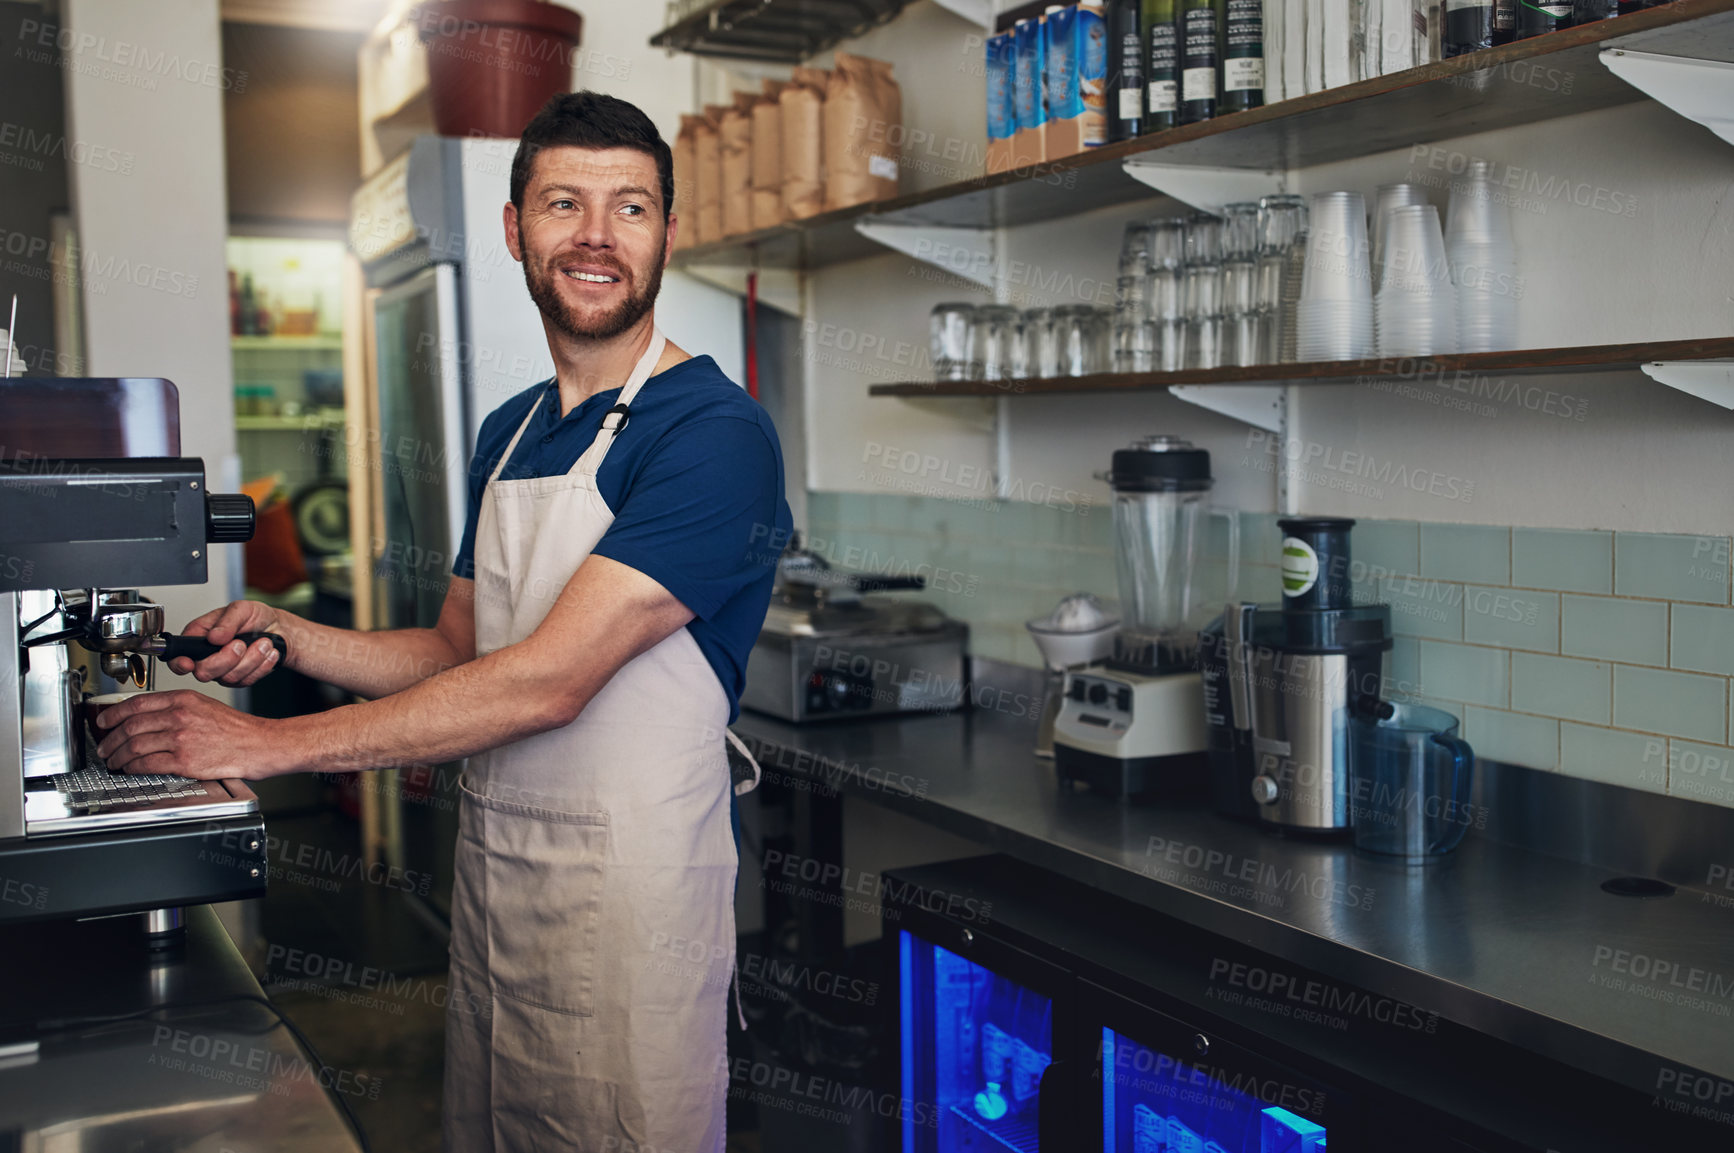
[{"left": 804, "top": 491, "right": 1734, "bottom": 809}]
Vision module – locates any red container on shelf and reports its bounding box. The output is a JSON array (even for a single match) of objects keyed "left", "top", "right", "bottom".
[{"left": 415, "top": 0, "right": 583, "bottom": 139}]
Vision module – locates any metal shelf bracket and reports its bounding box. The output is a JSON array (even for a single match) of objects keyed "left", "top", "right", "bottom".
[
  {"left": 1600, "top": 49, "right": 1734, "bottom": 147},
  {"left": 1122, "top": 157, "right": 1287, "bottom": 215},
  {"left": 1640, "top": 360, "right": 1734, "bottom": 409},
  {"left": 854, "top": 220, "right": 998, "bottom": 288},
  {"left": 1169, "top": 384, "right": 1287, "bottom": 432}
]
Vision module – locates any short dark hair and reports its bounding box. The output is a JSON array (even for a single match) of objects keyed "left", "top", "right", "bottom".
[{"left": 510, "top": 91, "right": 674, "bottom": 220}]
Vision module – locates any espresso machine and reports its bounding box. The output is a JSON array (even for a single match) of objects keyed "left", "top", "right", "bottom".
[
  {"left": 0, "top": 378, "right": 271, "bottom": 937},
  {"left": 1199, "top": 518, "right": 1393, "bottom": 834},
  {"left": 1052, "top": 437, "right": 1238, "bottom": 798}
]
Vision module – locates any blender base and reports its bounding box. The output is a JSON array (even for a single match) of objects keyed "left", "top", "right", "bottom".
[{"left": 1054, "top": 745, "right": 1210, "bottom": 801}]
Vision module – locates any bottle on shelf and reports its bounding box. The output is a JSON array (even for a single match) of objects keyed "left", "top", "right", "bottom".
[
  {"left": 1143, "top": 0, "right": 1179, "bottom": 131},
  {"left": 1617, "top": 0, "right": 1669, "bottom": 13},
  {"left": 1443, "top": 0, "right": 1511, "bottom": 57},
  {"left": 1574, "top": 0, "right": 1618, "bottom": 22},
  {"left": 1221, "top": 0, "right": 1265, "bottom": 112},
  {"left": 238, "top": 273, "right": 258, "bottom": 337},
  {"left": 1179, "top": 0, "right": 1219, "bottom": 125},
  {"left": 1519, "top": 0, "right": 1574, "bottom": 36},
  {"left": 1109, "top": 0, "right": 1146, "bottom": 141}
]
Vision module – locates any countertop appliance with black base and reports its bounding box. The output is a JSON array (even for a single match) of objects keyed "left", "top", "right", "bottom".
[
  {"left": 1199, "top": 518, "right": 1393, "bottom": 833},
  {"left": 1054, "top": 437, "right": 1238, "bottom": 799},
  {"left": 743, "top": 539, "right": 968, "bottom": 723},
  {"left": 0, "top": 378, "right": 271, "bottom": 937}
]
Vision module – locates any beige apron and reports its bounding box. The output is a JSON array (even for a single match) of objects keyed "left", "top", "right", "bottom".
[{"left": 444, "top": 329, "right": 742, "bottom": 1152}]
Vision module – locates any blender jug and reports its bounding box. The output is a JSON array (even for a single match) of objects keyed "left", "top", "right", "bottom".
[
  {"left": 1103, "top": 436, "right": 1238, "bottom": 670},
  {"left": 1348, "top": 700, "right": 1476, "bottom": 861}
]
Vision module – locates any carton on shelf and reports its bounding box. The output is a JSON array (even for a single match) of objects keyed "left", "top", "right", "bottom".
[
  {"left": 671, "top": 114, "right": 700, "bottom": 251},
  {"left": 1045, "top": 3, "right": 1108, "bottom": 160},
  {"left": 824, "top": 52, "right": 901, "bottom": 212},
  {"left": 985, "top": 31, "right": 1017, "bottom": 175},
  {"left": 1012, "top": 16, "right": 1046, "bottom": 166},
  {"left": 780, "top": 67, "right": 828, "bottom": 220}
]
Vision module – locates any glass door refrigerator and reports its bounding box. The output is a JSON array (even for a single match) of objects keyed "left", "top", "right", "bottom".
[
  {"left": 897, "top": 917, "right": 1075, "bottom": 1153},
  {"left": 885, "top": 858, "right": 1354, "bottom": 1153}
]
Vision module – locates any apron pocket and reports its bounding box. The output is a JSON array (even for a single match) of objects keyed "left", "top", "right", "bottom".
[{"left": 460, "top": 781, "right": 609, "bottom": 1017}]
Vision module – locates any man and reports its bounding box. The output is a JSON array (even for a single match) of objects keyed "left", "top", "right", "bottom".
[{"left": 96, "top": 92, "right": 791, "bottom": 1151}]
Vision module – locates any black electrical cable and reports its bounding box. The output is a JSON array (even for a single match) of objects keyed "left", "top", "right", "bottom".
[{"left": 25, "top": 991, "right": 373, "bottom": 1153}]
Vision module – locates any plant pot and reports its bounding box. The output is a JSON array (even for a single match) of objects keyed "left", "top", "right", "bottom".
[{"left": 415, "top": 0, "right": 583, "bottom": 139}]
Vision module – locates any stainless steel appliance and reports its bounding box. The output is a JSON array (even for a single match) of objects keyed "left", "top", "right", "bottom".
[
  {"left": 1053, "top": 437, "right": 1238, "bottom": 798},
  {"left": 0, "top": 378, "right": 270, "bottom": 932},
  {"left": 742, "top": 541, "right": 968, "bottom": 723},
  {"left": 1200, "top": 518, "right": 1393, "bottom": 833}
]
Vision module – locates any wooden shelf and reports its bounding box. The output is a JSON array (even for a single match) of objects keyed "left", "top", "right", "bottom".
[
  {"left": 866, "top": 337, "right": 1734, "bottom": 397},
  {"left": 672, "top": 1, "right": 1734, "bottom": 272}
]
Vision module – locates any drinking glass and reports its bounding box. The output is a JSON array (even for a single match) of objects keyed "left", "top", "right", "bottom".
[
  {"left": 930, "top": 302, "right": 976, "bottom": 381},
  {"left": 1146, "top": 219, "right": 1186, "bottom": 272},
  {"left": 1022, "top": 307, "right": 1060, "bottom": 377},
  {"left": 1113, "top": 275, "right": 1156, "bottom": 371},
  {"left": 1054, "top": 305, "right": 1107, "bottom": 376},
  {"left": 1222, "top": 203, "right": 1261, "bottom": 366},
  {"left": 1371, "top": 182, "right": 1429, "bottom": 293},
  {"left": 1296, "top": 190, "right": 1374, "bottom": 361},
  {"left": 969, "top": 305, "right": 1022, "bottom": 381},
  {"left": 1183, "top": 214, "right": 1224, "bottom": 369}
]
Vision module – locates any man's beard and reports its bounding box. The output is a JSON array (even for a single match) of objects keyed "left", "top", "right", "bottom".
[{"left": 519, "top": 225, "right": 664, "bottom": 342}]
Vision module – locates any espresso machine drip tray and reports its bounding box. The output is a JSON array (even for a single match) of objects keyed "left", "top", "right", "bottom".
[{"left": 25, "top": 769, "right": 258, "bottom": 836}]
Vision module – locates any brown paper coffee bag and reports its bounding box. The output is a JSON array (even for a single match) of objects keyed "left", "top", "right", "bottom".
[
  {"left": 780, "top": 67, "right": 828, "bottom": 220},
  {"left": 671, "top": 114, "right": 701, "bottom": 251},
  {"left": 692, "top": 105, "right": 724, "bottom": 245},
  {"left": 720, "top": 92, "right": 755, "bottom": 238},
  {"left": 751, "top": 80, "right": 787, "bottom": 230},
  {"left": 824, "top": 52, "right": 900, "bottom": 212}
]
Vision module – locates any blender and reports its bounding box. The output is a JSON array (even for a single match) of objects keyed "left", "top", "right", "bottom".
[{"left": 1052, "top": 437, "right": 1238, "bottom": 799}]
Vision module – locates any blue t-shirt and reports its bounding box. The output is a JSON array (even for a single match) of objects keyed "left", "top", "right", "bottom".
[{"left": 453, "top": 355, "right": 790, "bottom": 721}]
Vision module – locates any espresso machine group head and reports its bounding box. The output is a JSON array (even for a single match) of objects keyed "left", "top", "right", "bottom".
[{"left": 0, "top": 378, "right": 271, "bottom": 930}]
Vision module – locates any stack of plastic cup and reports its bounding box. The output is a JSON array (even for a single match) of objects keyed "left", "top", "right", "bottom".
[
  {"left": 1371, "top": 182, "right": 1428, "bottom": 293},
  {"left": 1375, "top": 205, "right": 1458, "bottom": 356},
  {"left": 1447, "top": 160, "right": 1518, "bottom": 352},
  {"left": 1296, "top": 190, "right": 1374, "bottom": 361}
]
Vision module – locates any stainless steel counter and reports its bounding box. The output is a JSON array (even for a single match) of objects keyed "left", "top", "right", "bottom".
[
  {"left": 733, "top": 701, "right": 1734, "bottom": 1105},
  {"left": 0, "top": 905, "right": 367, "bottom": 1151}
]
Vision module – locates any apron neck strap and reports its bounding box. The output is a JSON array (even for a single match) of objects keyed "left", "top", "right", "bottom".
[{"left": 575, "top": 326, "right": 666, "bottom": 477}]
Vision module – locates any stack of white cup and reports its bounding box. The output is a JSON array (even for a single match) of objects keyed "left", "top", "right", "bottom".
[
  {"left": 1446, "top": 159, "right": 1518, "bottom": 353},
  {"left": 1296, "top": 190, "right": 1375, "bottom": 361},
  {"left": 1375, "top": 205, "right": 1458, "bottom": 356}
]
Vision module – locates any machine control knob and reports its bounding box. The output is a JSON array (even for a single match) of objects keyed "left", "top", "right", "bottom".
[
  {"left": 1193, "top": 1033, "right": 1210, "bottom": 1056},
  {"left": 205, "top": 493, "right": 257, "bottom": 544},
  {"left": 1115, "top": 688, "right": 1132, "bottom": 712},
  {"left": 961, "top": 928, "right": 974, "bottom": 947},
  {"left": 1087, "top": 683, "right": 1108, "bottom": 706},
  {"left": 1250, "top": 775, "right": 1281, "bottom": 805},
  {"left": 1068, "top": 678, "right": 1087, "bottom": 702}
]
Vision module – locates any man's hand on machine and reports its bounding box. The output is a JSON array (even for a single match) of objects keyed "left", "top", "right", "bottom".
[
  {"left": 93, "top": 690, "right": 291, "bottom": 779},
  {"left": 167, "top": 600, "right": 288, "bottom": 687}
]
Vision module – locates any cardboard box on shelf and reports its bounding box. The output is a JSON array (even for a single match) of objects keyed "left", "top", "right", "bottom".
[
  {"left": 720, "top": 91, "right": 756, "bottom": 238},
  {"left": 780, "top": 67, "right": 828, "bottom": 220},
  {"left": 751, "top": 79, "right": 788, "bottom": 231},
  {"left": 824, "top": 52, "right": 901, "bottom": 212}
]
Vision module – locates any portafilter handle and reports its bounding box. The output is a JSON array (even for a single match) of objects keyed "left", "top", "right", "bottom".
[{"left": 147, "top": 631, "right": 289, "bottom": 668}]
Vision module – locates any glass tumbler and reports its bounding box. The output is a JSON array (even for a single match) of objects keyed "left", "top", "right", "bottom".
[
  {"left": 968, "top": 305, "right": 1022, "bottom": 382},
  {"left": 1022, "top": 307, "right": 1059, "bottom": 378},
  {"left": 1146, "top": 218, "right": 1186, "bottom": 272},
  {"left": 1054, "top": 304, "right": 1107, "bottom": 376},
  {"left": 930, "top": 303, "right": 976, "bottom": 381},
  {"left": 1182, "top": 214, "right": 1224, "bottom": 370},
  {"left": 1222, "top": 203, "right": 1261, "bottom": 366}
]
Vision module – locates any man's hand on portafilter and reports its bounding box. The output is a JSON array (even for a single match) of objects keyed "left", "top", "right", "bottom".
[
  {"left": 94, "top": 691, "right": 286, "bottom": 779},
  {"left": 167, "top": 600, "right": 285, "bottom": 687}
]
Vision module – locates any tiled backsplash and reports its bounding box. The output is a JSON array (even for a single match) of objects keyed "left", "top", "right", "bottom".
[{"left": 804, "top": 491, "right": 1734, "bottom": 809}]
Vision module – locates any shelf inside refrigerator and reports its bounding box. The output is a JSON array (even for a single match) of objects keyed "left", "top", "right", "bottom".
[{"left": 943, "top": 1103, "right": 1040, "bottom": 1153}]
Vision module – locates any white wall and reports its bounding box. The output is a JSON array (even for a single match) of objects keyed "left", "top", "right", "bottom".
[
  {"left": 806, "top": 93, "right": 1734, "bottom": 538},
  {"left": 63, "top": 0, "right": 240, "bottom": 696}
]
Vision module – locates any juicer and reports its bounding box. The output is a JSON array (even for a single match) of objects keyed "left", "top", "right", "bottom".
[{"left": 1053, "top": 437, "right": 1238, "bottom": 799}]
